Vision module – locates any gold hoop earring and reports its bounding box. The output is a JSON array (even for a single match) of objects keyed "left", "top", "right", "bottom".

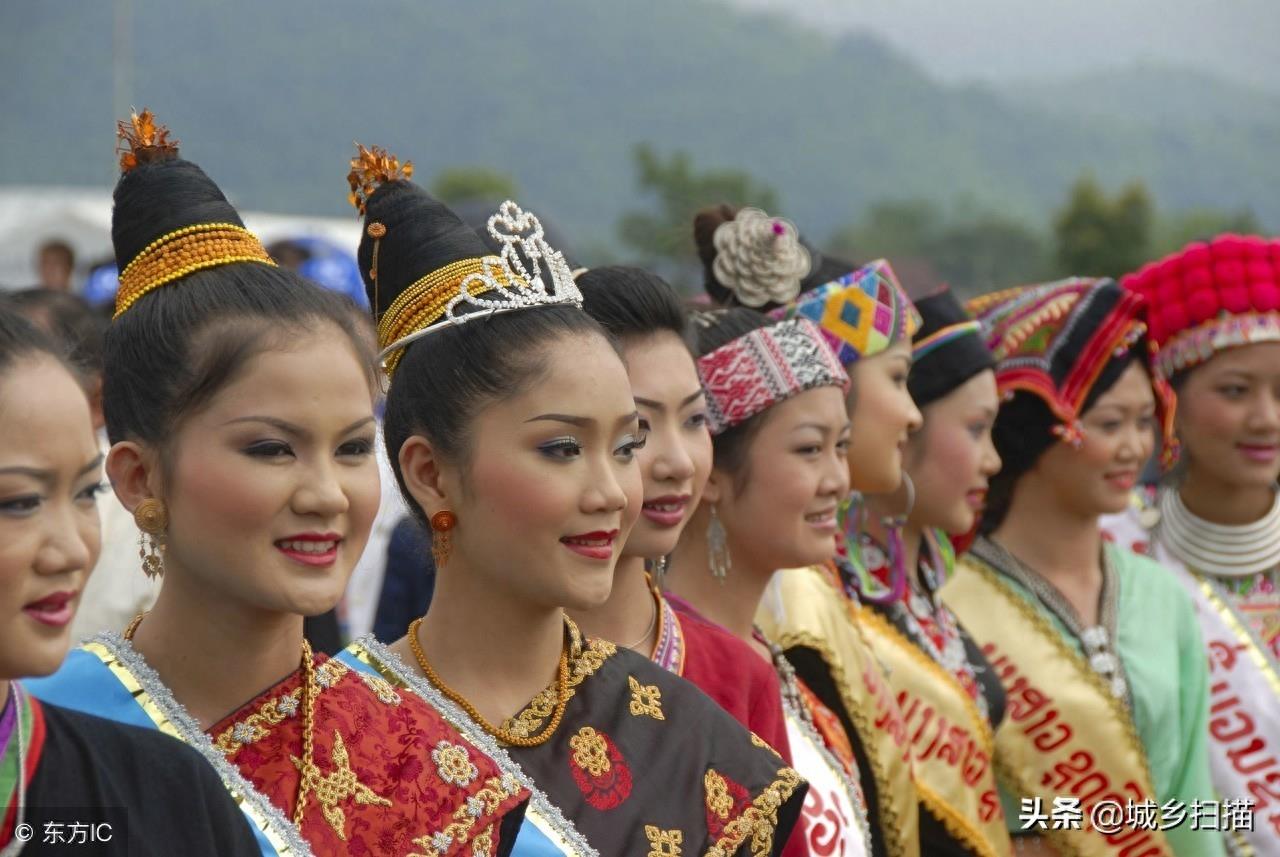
[
  {"left": 134, "top": 498, "right": 168, "bottom": 578},
  {"left": 430, "top": 510, "right": 457, "bottom": 568}
]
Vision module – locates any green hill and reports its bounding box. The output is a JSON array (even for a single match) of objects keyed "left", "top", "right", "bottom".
[{"left": 1, "top": 0, "right": 1275, "bottom": 256}]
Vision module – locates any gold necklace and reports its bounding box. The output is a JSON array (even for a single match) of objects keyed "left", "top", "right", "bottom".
[
  {"left": 123, "top": 613, "right": 319, "bottom": 829},
  {"left": 408, "top": 616, "right": 570, "bottom": 747}
]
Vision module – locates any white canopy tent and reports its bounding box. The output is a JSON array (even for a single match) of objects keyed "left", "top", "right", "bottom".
[{"left": 0, "top": 186, "right": 361, "bottom": 290}]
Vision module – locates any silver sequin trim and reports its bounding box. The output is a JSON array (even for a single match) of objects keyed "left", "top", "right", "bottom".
[{"left": 86, "top": 632, "right": 315, "bottom": 857}]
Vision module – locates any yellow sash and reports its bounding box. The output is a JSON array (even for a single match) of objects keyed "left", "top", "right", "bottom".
[
  {"left": 855, "top": 605, "right": 1011, "bottom": 857},
  {"left": 942, "top": 558, "right": 1174, "bottom": 857},
  {"left": 758, "top": 564, "right": 920, "bottom": 857}
]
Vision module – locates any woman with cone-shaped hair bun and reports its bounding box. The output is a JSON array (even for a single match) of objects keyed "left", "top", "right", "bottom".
[
  {"left": 29, "top": 114, "right": 530, "bottom": 857},
  {"left": 336, "top": 145, "right": 807, "bottom": 857}
]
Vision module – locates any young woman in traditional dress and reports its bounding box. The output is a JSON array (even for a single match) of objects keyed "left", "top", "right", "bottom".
[
  {"left": 29, "top": 115, "right": 529, "bottom": 857},
  {"left": 942, "top": 278, "right": 1222, "bottom": 857},
  {"left": 0, "top": 306, "right": 260, "bottom": 856},
  {"left": 1102, "top": 235, "right": 1280, "bottom": 855},
  {"left": 660, "top": 206, "right": 899, "bottom": 857},
  {"left": 843, "top": 289, "right": 1012, "bottom": 857},
  {"left": 336, "top": 148, "right": 807, "bottom": 857},
  {"left": 566, "top": 266, "right": 793, "bottom": 758}
]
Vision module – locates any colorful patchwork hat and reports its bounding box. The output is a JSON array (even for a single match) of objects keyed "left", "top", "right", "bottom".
[
  {"left": 1121, "top": 234, "right": 1280, "bottom": 380},
  {"left": 967, "top": 277, "right": 1176, "bottom": 463},
  {"left": 769, "top": 259, "right": 920, "bottom": 366}
]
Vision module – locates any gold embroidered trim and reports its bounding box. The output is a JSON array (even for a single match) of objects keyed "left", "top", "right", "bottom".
[
  {"left": 408, "top": 773, "right": 524, "bottom": 857},
  {"left": 357, "top": 669, "right": 402, "bottom": 705},
  {"left": 705, "top": 766, "right": 803, "bottom": 857},
  {"left": 628, "top": 675, "right": 665, "bottom": 720},
  {"left": 645, "top": 824, "right": 684, "bottom": 856},
  {"left": 470, "top": 824, "right": 495, "bottom": 857},
  {"left": 291, "top": 730, "right": 391, "bottom": 840},
  {"left": 569, "top": 726, "right": 611, "bottom": 776},
  {"left": 502, "top": 637, "right": 615, "bottom": 739},
  {"left": 1194, "top": 573, "right": 1280, "bottom": 696},
  {"left": 749, "top": 732, "right": 778, "bottom": 755},
  {"left": 963, "top": 557, "right": 1160, "bottom": 788},
  {"left": 856, "top": 605, "right": 1003, "bottom": 857},
  {"left": 704, "top": 769, "right": 734, "bottom": 820},
  {"left": 213, "top": 658, "right": 350, "bottom": 755},
  {"left": 771, "top": 624, "right": 911, "bottom": 857},
  {"left": 958, "top": 556, "right": 1168, "bottom": 856}
]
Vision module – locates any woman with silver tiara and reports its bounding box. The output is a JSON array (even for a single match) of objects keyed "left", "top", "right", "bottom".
[
  {"left": 337, "top": 146, "right": 807, "bottom": 856},
  {"left": 1103, "top": 235, "right": 1280, "bottom": 855},
  {"left": 943, "top": 278, "right": 1222, "bottom": 857}
]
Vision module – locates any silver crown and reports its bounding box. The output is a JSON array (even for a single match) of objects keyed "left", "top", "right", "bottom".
[{"left": 378, "top": 200, "right": 583, "bottom": 363}]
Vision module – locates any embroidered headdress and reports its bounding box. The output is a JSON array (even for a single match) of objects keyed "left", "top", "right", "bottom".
[
  {"left": 348, "top": 144, "right": 581, "bottom": 377},
  {"left": 1121, "top": 234, "right": 1280, "bottom": 380},
  {"left": 111, "top": 110, "right": 276, "bottom": 318},
  {"left": 907, "top": 288, "right": 993, "bottom": 408},
  {"left": 769, "top": 259, "right": 920, "bottom": 366},
  {"left": 696, "top": 317, "right": 848, "bottom": 435},
  {"left": 968, "top": 277, "right": 1176, "bottom": 462}
]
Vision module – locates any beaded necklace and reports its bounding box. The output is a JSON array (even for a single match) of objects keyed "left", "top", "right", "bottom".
[
  {"left": 408, "top": 616, "right": 570, "bottom": 748},
  {"left": 1161, "top": 487, "right": 1280, "bottom": 577},
  {"left": 858, "top": 533, "right": 988, "bottom": 720}
]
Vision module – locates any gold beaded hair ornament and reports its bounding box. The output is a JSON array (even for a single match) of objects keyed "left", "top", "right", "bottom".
[
  {"left": 112, "top": 110, "right": 276, "bottom": 319},
  {"left": 347, "top": 143, "right": 583, "bottom": 377}
]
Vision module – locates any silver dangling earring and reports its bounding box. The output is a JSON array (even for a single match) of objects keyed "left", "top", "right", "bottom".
[
  {"left": 708, "top": 505, "right": 731, "bottom": 584},
  {"left": 647, "top": 555, "right": 668, "bottom": 592}
]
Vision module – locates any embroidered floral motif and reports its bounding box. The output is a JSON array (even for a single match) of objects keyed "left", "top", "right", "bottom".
[
  {"left": 705, "top": 767, "right": 804, "bottom": 857},
  {"left": 503, "top": 637, "right": 615, "bottom": 738},
  {"left": 357, "top": 670, "right": 402, "bottom": 705},
  {"left": 471, "top": 824, "right": 495, "bottom": 856},
  {"left": 408, "top": 775, "right": 524, "bottom": 857},
  {"left": 570, "top": 727, "right": 611, "bottom": 776},
  {"left": 291, "top": 730, "right": 392, "bottom": 840},
  {"left": 432, "top": 740, "right": 479, "bottom": 787},
  {"left": 627, "top": 675, "right": 664, "bottom": 720},
  {"left": 703, "top": 769, "right": 740, "bottom": 822},
  {"left": 568, "top": 726, "right": 633, "bottom": 810},
  {"left": 213, "top": 658, "right": 349, "bottom": 755},
  {"left": 645, "top": 824, "right": 684, "bottom": 857}
]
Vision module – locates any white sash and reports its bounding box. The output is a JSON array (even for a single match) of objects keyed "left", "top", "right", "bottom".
[{"left": 1104, "top": 505, "right": 1280, "bottom": 854}]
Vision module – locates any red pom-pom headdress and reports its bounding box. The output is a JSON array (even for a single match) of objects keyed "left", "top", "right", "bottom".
[{"left": 1122, "top": 234, "right": 1280, "bottom": 379}]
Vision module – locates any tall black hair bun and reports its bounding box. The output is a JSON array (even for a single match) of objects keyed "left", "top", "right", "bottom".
[{"left": 111, "top": 110, "right": 245, "bottom": 269}]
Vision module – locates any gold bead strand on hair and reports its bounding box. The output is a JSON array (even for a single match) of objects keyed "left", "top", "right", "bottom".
[{"left": 407, "top": 617, "right": 570, "bottom": 747}]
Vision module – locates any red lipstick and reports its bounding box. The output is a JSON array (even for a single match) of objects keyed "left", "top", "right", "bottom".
[
  {"left": 560, "top": 530, "right": 619, "bottom": 561},
  {"left": 275, "top": 532, "right": 343, "bottom": 568},
  {"left": 24, "top": 590, "right": 77, "bottom": 628}
]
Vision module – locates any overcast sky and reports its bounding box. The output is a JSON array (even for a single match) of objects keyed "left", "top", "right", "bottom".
[{"left": 725, "top": 0, "right": 1279, "bottom": 91}]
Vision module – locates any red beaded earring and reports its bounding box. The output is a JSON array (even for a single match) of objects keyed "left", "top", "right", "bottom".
[{"left": 430, "top": 510, "right": 457, "bottom": 568}]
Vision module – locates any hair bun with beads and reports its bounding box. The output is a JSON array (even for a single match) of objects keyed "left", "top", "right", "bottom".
[{"left": 110, "top": 109, "right": 276, "bottom": 318}]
